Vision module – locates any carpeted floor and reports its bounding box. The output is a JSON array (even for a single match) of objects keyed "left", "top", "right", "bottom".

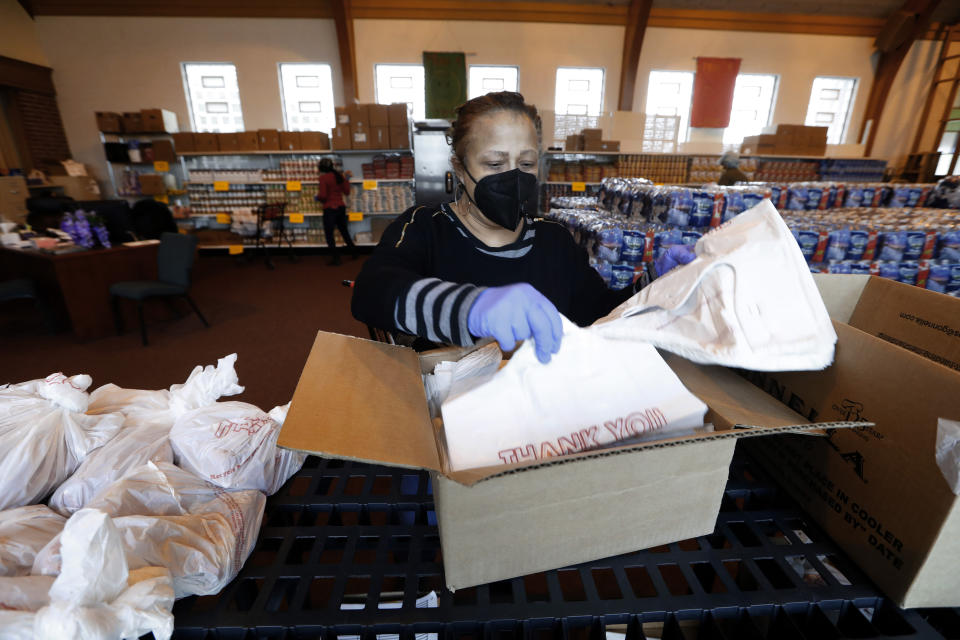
[{"left": 2, "top": 252, "right": 371, "bottom": 411}]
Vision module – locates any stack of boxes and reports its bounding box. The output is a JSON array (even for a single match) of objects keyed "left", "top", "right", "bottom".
[
  {"left": 564, "top": 128, "right": 620, "bottom": 152},
  {"left": 741, "top": 125, "right": 828, "bottom": 157},
  {"left": 95, "top": 108, "right": 179, "bottom": 133},
  {"left": 332, "top": 103, "right": 411, "bottom": 150},
  {"left": 170, "top": 130, "right": 331, "bottom": 154}
]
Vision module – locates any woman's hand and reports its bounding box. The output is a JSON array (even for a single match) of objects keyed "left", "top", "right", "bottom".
[
  {"left": 467, "top": 283, "right": 563, "bottom": 364},
  {"left": 344, "top": 170, "right": 353, "bottom": 180}
]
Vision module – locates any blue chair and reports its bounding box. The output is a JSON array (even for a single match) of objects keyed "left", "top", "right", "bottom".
[{"left": 110, "top": 232, "right": 208, "bottom": 345}]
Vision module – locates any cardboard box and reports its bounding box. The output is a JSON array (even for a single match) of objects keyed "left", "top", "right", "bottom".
[
  {"left": 138, "top": 174, "right": 166, "bottom": 195},
  {"left": 50, "top": 176, "right": 101, "bottom": 200},
  {"left": 351, "top": 123, "right": 371, "bottom": 150},
  {"left": 581, "top": 128, "right": 603, "bottom": 144},
  {"left": 565, "top": 134, "right": 584, "bottom": 151},
  {"left": 95, "top": 112, "right": 122, "bottom": 133},
  {"left": 140, "top": 108, "right": 178, "bottom": 133},
  {"left": 171, "top": 132, "right": 195, "bottom": 153},
  {"left": 279, "top": 131, "right": 302, "bottom": 151},
  {"left": 0, "top": 176, "right": 29, "bottom": 225},
  {"left": 388, "top": 103, "right": 409, "bottom": 128},
  {"left": 389, "top": 126, "right": 409, "bottom": 150},
  {"left": 300, "top": 131, "right": 330, "bottom": 151},
  {"left": 235, "top": 131, "right": 260, "bottom": 152},
  {"left": 744, "top": 274, "right": 960, "bottom": 608},
  {"left": 150, "top": 139, "right": 176, "bottom": 162},
  {"left": 278, "top": 333, "right": 860, "bottom": 590},
  {"left": 257, "top": 129, "right": 280, "bottom": 151},
  {"left": 332, "top": 126, "right": 352, "bottom": 150},
  {"left": 583, "top": 138, "right": 605, "bottom": 152},
  {"left": 599, "top": 140, "right": 620, "bottom": 152},
  {"left": 217, "top": 133, "right": 239, "bottom": 152},
  {"left": 122, "top": 112, "right": 144, "bottom": 133},
  {"left": 193, "top": 133, "right": 219, "bottom": 153},
  {"left": 740, "top": 134, "right": 778, "bottom": 156},
  {"left": 370, "top": 127, "right": 389, "bottom": 149},
  {"left": 349, "top": 104, "right": 370, "bottom": 129},
  {"left": 368, "top": 104, "right": 390, "bottom": 127},
  {"left": 335, "top": 107, "right": 350, "bottom": 127}
]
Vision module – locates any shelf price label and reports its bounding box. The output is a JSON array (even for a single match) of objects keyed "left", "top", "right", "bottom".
[
  {"left": 228, "top": 245, "right": 244, "bottom": 255},
  {"left": 154, "top": 194, "right": 169, "bottom": 204},
  {"left": 348, "top": 211, "right": 364, "bottom": 222},
  {"left": 216, "top": 213, "right": 231, "bottom": 224},
  {"left": 571, "top": 181, "right": 587, "bottom": 192},
  {"left": 213, "top": 181, "right": 229, "bottom": 192},
  {"left": 153, "top": 160, "right": 170, "bottom": 172},
  {"left": 289, "top": 213, "right": 305, "bottom": 224},
  {"left": 362, "top": 180, "right": 378, "bottom": 191},
  {"left": 286, "top": 180, "right": 302, "bottom": 192}
]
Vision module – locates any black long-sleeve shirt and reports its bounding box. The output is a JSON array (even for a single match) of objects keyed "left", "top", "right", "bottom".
[{"left": 351, "top": 202, "right": 641, "bottom": 346}]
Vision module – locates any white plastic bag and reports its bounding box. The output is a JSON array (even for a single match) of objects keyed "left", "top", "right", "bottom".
[
  {"left": 170, "top": 400, "right": 305, "bottom": 494},
  {"left": 936, "top": 418, "right": 960, "bottom": 495},
  {"left": 0, "top": 506, "right": 66, "bottom": 577},
  {"left": 0, "top": 509, "right": 174, "bottom": 640},
  {"left": 50, "top": 354, "right": 245, "bottom": 515},
  {"left": 0, "top": 374, "right": 123, "bottom": 510},
  {"left": 594, "top": 199, "right": 837, "bottom": 371},
  {"left": 441, "top": 318, "right": 708, "bottom": 471},
  {"left": 33, "top": 462, "right": 265, "bottom": 599}
]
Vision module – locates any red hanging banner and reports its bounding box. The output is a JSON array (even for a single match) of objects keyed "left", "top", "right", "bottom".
[{"left": 690, "top": 57, "right": 741, "bottom": 128}]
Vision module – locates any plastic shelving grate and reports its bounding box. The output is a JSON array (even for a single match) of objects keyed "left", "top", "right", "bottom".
[{"left": 171, "top": 446, "right": 960, "bottom": 639}]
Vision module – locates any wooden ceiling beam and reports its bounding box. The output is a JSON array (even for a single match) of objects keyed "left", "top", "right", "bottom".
[
  {"left": 618, "top": 0, "right": 653, "bottom": 112},
  {"left": 332, "top": 0, "right": 358, "bottom": 104},
  {"left": 25, "top": 0, "right": 334, "bottom": 19}
]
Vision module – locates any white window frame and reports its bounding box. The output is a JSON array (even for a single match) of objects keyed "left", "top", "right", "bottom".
[
  {"left": 805, "top": 76, "right": 859, "bottom": 145},
  {"left": 375, "top": 64, "right": 425, "bottom": 122},
  {"left": 468, "top": 65, "right": 519, "bottom": 99},
  {"left": 278, "top": 63, "right": 336, "bottom": 133},
  {"left": 645, "top": 70, "right": 695, "bottom": 143},
  {"left": 181, "top": 62, "right": 245, "bottom": 133},
  {"left": 722, "top": 73, "right": 780, "bottom": 147},
  {"left": 554, "top": 67, "right": 605, "bottom": 118}
]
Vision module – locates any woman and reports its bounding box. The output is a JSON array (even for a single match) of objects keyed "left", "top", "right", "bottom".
[
  {"left": 317, "top": 157, "right": 357, "bottom": 265},
  {"left": 717, "top": 151, "right": 749, "bottom": 186},
  {"left": 351, "top": 92, "right": 692, "bottom": 362}
]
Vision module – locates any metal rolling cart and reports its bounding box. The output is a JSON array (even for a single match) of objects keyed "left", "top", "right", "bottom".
[{"left": 171, "top": 446, "right": 960, "bottom": 639}]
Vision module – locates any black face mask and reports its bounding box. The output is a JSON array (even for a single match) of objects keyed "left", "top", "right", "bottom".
[{"left": 462, "top": 165, "right": 538, "bottom": 230}]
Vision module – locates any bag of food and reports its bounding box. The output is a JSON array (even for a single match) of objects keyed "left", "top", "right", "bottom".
[
  {"left": 49, "top": 354, "right": 245, "bottom": 515},
  {"left": 0, "top": 506, "right": 66, "bottom": 577},
  {"left": 0, "top": 374, "right": 123, "bottom": 510},
  {"left": 33, "top": 462, "right": 265, "bottom": 599},
  {"left": 170, "top": 401, "right": 305, "bottom": 494}
]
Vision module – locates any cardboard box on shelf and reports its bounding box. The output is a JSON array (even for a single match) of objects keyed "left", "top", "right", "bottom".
[
  {"left": 332, "top": 126, "right": 352, "bottom": 150},
  {"left": 349, "top": 104, "right": 370, "bottom": 129},
  {"left": 50, "top": 176, "right": 101, "bottom": 200},
  {"left": 369, "top": 104, "right": 390, "bottom": 127},
  {"left": 370, "top": 127, "right": 389, "bottom": 149},
  {"left": 217, "top": 133, "right": 239, "bottom": 152},
  {"left": 351, "top": 123, "right": 371, "bottom": 150},
  {"left": 122, "top": 112, "right": 144, "bottom": 133},
  {"left": 95, "top": 112, "right": 123, "bottom": 133},
  {"left": 581, "top": 128, "right": 603, "bottom": 144},
  {"left": 565, "top": 134, "right": 584, "bottom": 151},
  {"left": 193, "top": 133, "right": 219, "bottom": 153},
  {"left": 257, "top": 129, "right": 280, "bottom": 151},
  {"left": 599, "top": 140, "right": 620, "bottom": 152},
  {"left": 279, "top": 332, "right": 862, "bottom": 591},
  {"left": 583, "top": 138, "right": 605, "bottom": 152},
  {"left": 300, "top": 131, "right": 330, "bottom": 151},
  {"left": 0, "top": 176, "right": 29, "bottom": 224},
  {"left": 140, "top": 108, "right": 178, "bottom": 133},
  {"left": 335, "top": 107, "right": 350, "bottom": 127},
  {"left": 171, "top": 132, "right": 195, "bottom": 153},
  {"left": 744, "top": 274, "right": 960, "bottom": 609},
  {"left": 388, "top": 103, "right": 409, "bottom": 128},
  {"left": 279, "top": 131, "right": 302, "bottom": 151},
  {"left": 389, "top": 126, "right": 409, "bottom": 150},
  {"left": 235, "top": 131, "right": 260, "bottom": 151},
  {"left": 138, "top": 174, "right": 166, "bottom": 195},
  {"left": 151, "top": 139, "right": 176, "bottom": 162},
  {"left": 740, "top": 135, "right": 778, "bottom": 156}
]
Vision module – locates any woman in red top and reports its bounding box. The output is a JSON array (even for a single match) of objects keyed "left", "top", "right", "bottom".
[{"left": 317, "top": 158, "right": 357, "bottom": 265}]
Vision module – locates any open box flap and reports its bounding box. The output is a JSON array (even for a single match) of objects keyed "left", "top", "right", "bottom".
[{"left": 278, "top": 331, "right": 441, "bottom": 471}]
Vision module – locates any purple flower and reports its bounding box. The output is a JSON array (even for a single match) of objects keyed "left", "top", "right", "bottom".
[{"left": 94, "top": 225, "right": 111, "bottom": 248}]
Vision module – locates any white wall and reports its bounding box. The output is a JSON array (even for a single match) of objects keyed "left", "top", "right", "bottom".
[
  {"left": 353, "top": 19, "right": 624, "bottom": 122},
  {"left": 33, "top": 16, "right": 341, "bottom": 185},
  {"left": 0, "top": 0, "right": 48, "bottom": 66}
]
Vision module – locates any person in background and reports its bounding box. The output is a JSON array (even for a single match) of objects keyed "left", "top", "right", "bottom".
[
  {"left": 317, "top": 158, "right": 357, "bottom": 265},
  {"left": 717, "top": 151, "right": 749, "bottom": 186},
  {"left": 351, "top": 91, "right": 694, "bottom": 362}
]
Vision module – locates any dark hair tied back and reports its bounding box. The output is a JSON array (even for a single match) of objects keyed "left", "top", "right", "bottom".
[{"left": 446, "top": 91, "right": 541, "bottom": 162}]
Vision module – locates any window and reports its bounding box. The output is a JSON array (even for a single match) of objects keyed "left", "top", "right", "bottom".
[
  {"left": 646, "top": 71, "right": 694, "bottom": 143},
  {"left": 723, "top": 74, "right": 779, "bottom": 146},
  {"left": 468, "top": 65, "right": 519, "bottom": 99},
  {"left": 375, "top": 64, "right": 425, "bottom": 122},
  {"left": 805, "top": 77, "right": 858, "bottom": 145},
  {"left": 278, "top": 63, "right": 336, "bottom": 133},
  {"left": 182, "top": 63, "right": 244, "bottom": 133},
  {"left": 554, "top": 67, "right": 605, "bottom": 141}
]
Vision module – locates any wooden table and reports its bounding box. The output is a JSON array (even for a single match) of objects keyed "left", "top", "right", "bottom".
[{"left": 0, "top": 243, "right": 159, "bottom": 340}]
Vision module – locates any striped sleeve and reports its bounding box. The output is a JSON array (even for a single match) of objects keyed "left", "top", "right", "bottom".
[{"left": 394, "top": 278, "right": 485, "bottom": 346}]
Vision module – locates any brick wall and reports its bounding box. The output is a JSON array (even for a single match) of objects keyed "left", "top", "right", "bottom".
[{"left": 13, "top": 89, "right": 70, "bottom": 168}]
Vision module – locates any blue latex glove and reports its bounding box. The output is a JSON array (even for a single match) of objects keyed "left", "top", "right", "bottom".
[
  {"left": 655, "top": 244, "right": 696, "bottom": 277},
  {"left": 467, "top": 283, "right": 563, "bottom": 364}
]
